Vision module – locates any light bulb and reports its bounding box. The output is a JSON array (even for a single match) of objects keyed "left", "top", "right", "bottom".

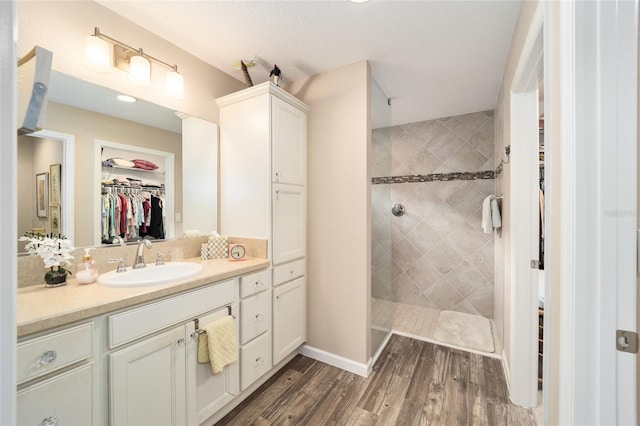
[
  {"left": 166, "top": 70, "right": 184, "bottom": 99},
  {"left": 129, "top": 54, "right": 151, "bottom": 87},
  {"left": 83, "top": 35, "right": 110, "bottom": 72}
]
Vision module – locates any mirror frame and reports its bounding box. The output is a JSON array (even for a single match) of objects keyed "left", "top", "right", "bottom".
[{"left": 27, "top": 129, "right": 75, "bottom": 242}]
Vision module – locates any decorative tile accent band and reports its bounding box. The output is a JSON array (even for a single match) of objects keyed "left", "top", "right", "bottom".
[{"left": 372, "top": 170, "right": 495, "bottom": 185}]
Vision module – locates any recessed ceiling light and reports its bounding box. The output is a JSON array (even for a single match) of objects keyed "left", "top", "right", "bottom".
[
  {"left": 117, "top": 94, "right": 137, "bottom": 103},
  {"left": 350, "top": 0, "right": 370, "bottom": 3}
]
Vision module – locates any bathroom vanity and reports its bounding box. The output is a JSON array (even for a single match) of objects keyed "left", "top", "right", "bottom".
[{"left": 16, "top": 257, "right": 305, "bottom": 425}]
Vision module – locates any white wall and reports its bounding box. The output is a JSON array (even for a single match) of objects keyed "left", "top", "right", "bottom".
[{"left": 288, "top": 61, "right": 372, "bottom": 364}]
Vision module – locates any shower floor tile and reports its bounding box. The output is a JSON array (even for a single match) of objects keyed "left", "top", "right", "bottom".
[{"left": 372, "top": 298, "right": 502, "bottom": 357}]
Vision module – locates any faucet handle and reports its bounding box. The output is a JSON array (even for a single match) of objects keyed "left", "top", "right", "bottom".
[
  {"left": 108, "top": 258, "right": 127, "bottom": 273},
  {"left": 156, "top": 252, "right": 171, "bottom": 266}
]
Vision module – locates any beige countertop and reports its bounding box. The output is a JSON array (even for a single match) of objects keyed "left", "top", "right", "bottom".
[{"left": 17, "top": 257, "right": 270, "bottom": 338}]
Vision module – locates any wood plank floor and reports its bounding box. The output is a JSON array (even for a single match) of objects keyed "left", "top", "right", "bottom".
[{"left": 217, "top": 335, "right": 536, "bottom": 425}]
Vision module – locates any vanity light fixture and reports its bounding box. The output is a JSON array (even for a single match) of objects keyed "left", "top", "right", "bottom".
[
  {"left": 83, "top": 28, "right": 111, "bottom": 72},
  {"left": 83, "top": 27, "right": 184, "bottom": 99},
  {"left": 129, "top": 50, "right": 151, "bottom": 87}
]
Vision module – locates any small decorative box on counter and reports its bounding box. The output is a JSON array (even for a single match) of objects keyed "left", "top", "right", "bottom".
[{"left": 201, "top": 234, "right": 228, "bottom": 260}]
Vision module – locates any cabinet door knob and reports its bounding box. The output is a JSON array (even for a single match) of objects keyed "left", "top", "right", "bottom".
[
  {"left": 41, "top": 416, "right": 59, "bottom": 426},
  {"left": 39, "top": 350, "right": 57, "bottom": 365},
  {"left": 254, "top": 314, "right": 264, "bottom": 322},
  {"left": 176, "top": 338, "right": 185, "bottom": 346},
  {"left": 255, "top": 357, "right": 263, "bottom": 367}
]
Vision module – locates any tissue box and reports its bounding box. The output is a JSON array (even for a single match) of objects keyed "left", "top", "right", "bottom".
[{"left": 201, "top": 236, "right": 228, "bottom": 260}]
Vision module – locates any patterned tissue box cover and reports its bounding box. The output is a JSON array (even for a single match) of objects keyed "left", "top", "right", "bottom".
[{"left": 200, "top": 236, "right": 229, "bottom": 260}]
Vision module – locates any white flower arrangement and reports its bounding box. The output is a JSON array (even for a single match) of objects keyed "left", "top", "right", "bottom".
[{"left": 19, "top": 232, "right": 75, "bottom": 268}]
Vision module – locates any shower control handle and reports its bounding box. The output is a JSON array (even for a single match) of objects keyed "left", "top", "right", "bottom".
[{"left": 391, "top": 204, "right": 405, "bottom": 217}]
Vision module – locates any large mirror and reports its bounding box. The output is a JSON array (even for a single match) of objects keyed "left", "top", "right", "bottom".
[{"left": 17, "top": 71, "right": 217, "bottom": 252}]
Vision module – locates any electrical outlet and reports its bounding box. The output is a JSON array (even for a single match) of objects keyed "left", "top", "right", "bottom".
[{"left": 175, "top": 213, "right": 182, "bottom": 222}]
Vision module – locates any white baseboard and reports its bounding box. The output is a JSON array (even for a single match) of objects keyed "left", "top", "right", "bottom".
[{"left": 300, "top": 344, "right": 371, "bottom": 377}]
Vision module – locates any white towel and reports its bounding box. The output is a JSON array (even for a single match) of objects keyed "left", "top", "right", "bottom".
[
  {"left": 490, "top": 197, "right": 502, "bottom": 229},
  {"left": 482, "top": 195, "right": 494, "bottom": 233}
]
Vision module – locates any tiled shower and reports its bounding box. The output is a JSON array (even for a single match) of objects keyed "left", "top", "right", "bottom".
[{"left": 372, "top": 111, "right": 496, "bottom": 329}]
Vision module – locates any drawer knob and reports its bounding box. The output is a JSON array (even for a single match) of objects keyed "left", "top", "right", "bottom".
[
  {"left": 42, "top": 416, "right": 59, "bottom": 426},
  {"left": 254, "top": 280, "right": 262, "bottom": 288},
  {"left": 290, "top": 270, "right": 294, "bottom": 275},
  {"left": 39, "top": 350, "right": 57, "bottom": 365},
  {"left": 255, "top": 357, "right": 263, "bottom": 367},
  {"left": 254, "top": 314, "right": 264, "bottom": 322}
]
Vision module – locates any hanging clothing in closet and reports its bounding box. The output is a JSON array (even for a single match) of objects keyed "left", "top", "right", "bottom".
[{"left": 101, "top": 188, "right": 165, "bottom": 243}]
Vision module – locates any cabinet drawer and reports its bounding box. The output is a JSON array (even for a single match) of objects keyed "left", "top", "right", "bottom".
[
  {"left": 109, "top": 279, "right": 235, "bottom": 348},
  {"left": 239, "top": 269, "right": 270, "bottom": 298},
  {"left": 18, "top": 363, "right": 93, "bottom": 425},
  {"left": 272, "top": 258, "right": 305, "bottom": 287},
  {"left": 240, "top": 331, "right": 271, "bottom": 390},
  {"left": 240, "top": 290, "right": 271, "bottom": 344},
  {"left": 17, "top": 322, "right": 93, "bottom": 384}
]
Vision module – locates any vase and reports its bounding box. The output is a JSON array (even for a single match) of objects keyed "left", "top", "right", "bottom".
[{"left": 45, "top": 266, "right": 69, "bottom": 288}]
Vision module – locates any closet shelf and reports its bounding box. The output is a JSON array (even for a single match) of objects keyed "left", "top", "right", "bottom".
[{"left": 102, "top": 165, "right": 164, "bottom": 175}]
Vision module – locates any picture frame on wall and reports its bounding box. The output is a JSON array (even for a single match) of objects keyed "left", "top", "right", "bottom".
[
  {"left": 50, "top": 205, "right": 61, "bottom": 235},
  {"left": 36, "top": 172, "right": 49, "bottom": 219},
  {"left": 49, "top": 163, "right": 61, "bottom": 206}
]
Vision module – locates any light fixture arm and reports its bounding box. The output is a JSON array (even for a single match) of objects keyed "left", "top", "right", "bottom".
[{"left": 92, "top": 27, "right": 178, "bottom": 73}]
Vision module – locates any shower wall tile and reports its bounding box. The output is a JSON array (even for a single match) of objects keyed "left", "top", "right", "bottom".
[{"left": 372, "top": 110, "right": 496, "bottom": 318}]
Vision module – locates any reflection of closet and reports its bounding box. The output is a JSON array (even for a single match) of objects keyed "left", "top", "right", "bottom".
[
  {"left": 538, "top": 120, "right": 545, "bottom": 269},
  {"left": 97, "top": 142, "right": 174, "bottom": 244},
  {"left": 538, "top": 119, "right": 545, "bottom": 388}
]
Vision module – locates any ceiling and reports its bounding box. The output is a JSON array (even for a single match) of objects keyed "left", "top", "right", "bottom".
[
  {"left": 97, "top": 0, "right": 521, "bottom": 127},
  {"left": 48, "top": 71, "right": 182, "bottom": 133}
]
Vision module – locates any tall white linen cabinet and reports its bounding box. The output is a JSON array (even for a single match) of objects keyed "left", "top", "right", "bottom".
[{"left": 217, "top": 82, "right": 309, "bottom": 365}]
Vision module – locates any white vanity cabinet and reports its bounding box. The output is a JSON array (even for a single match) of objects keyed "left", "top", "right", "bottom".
[
  {"left": 16, "top": 322, "right": 95, "bottom": 426},
  {"left": 187, "top": 305, "right": 240, "bottom": 424},
  {"left": 272, "top": 261, "right": 307, "bottom": 364},
  {"left": 218, "top": 82, "right": 309, "bottom": 366},
  {"left": 238, "top": 269, "right": 272, "bottom": 390},
  {"left": 110, "top": 325, "right": 188, "bottom": 426},
  {"left": 107, "top": 279, "right": 238, "bottom": 426}
]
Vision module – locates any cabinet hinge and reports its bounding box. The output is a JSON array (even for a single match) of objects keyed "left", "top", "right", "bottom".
[
  {"left": 616, "top": 330, "right": 638, "bottom": 354},
  {"left": 531, "top": 260, "right": 540, "bottom": 269}
]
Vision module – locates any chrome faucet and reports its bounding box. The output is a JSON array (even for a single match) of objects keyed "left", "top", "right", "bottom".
[{"left": 133, "top": 240, "right": 152, "bottom": 269}]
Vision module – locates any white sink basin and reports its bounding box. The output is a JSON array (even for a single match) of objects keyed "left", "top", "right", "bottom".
[{"left": 98, "top": 262, "right": 204, "bottom": 287}]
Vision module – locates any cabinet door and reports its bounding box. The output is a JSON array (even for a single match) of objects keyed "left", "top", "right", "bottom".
[
  {"left": 186, "top": 307, "right": 239, "bottom": 425},
  {"left": 272, "top": 96, "right": 306, "bottom": 186},
  {"left": 17, "top": 364, "right": 93, "bottom": 426},
  {"left": 273, "top": 277, "right": 306, "bottom": 364},
  {"left": 272, "top": 183, "right": 306, "bottom": 265},
  {"left": 110, "top": 325, "right": 187, "bottom": 426}
]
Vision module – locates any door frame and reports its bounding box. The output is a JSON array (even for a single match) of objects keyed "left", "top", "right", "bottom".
[
  {"left": 28, "top": 130, "right": 75, "bottom": 243},
  {"left": 0, "top": 1, "right": 17, "bottom": 424},
  {"left": 508, "top": 1, "right": 543, "bottom": 408},
  {"left": 556, "top": 0, "right": 638, "bottom": 424}
]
